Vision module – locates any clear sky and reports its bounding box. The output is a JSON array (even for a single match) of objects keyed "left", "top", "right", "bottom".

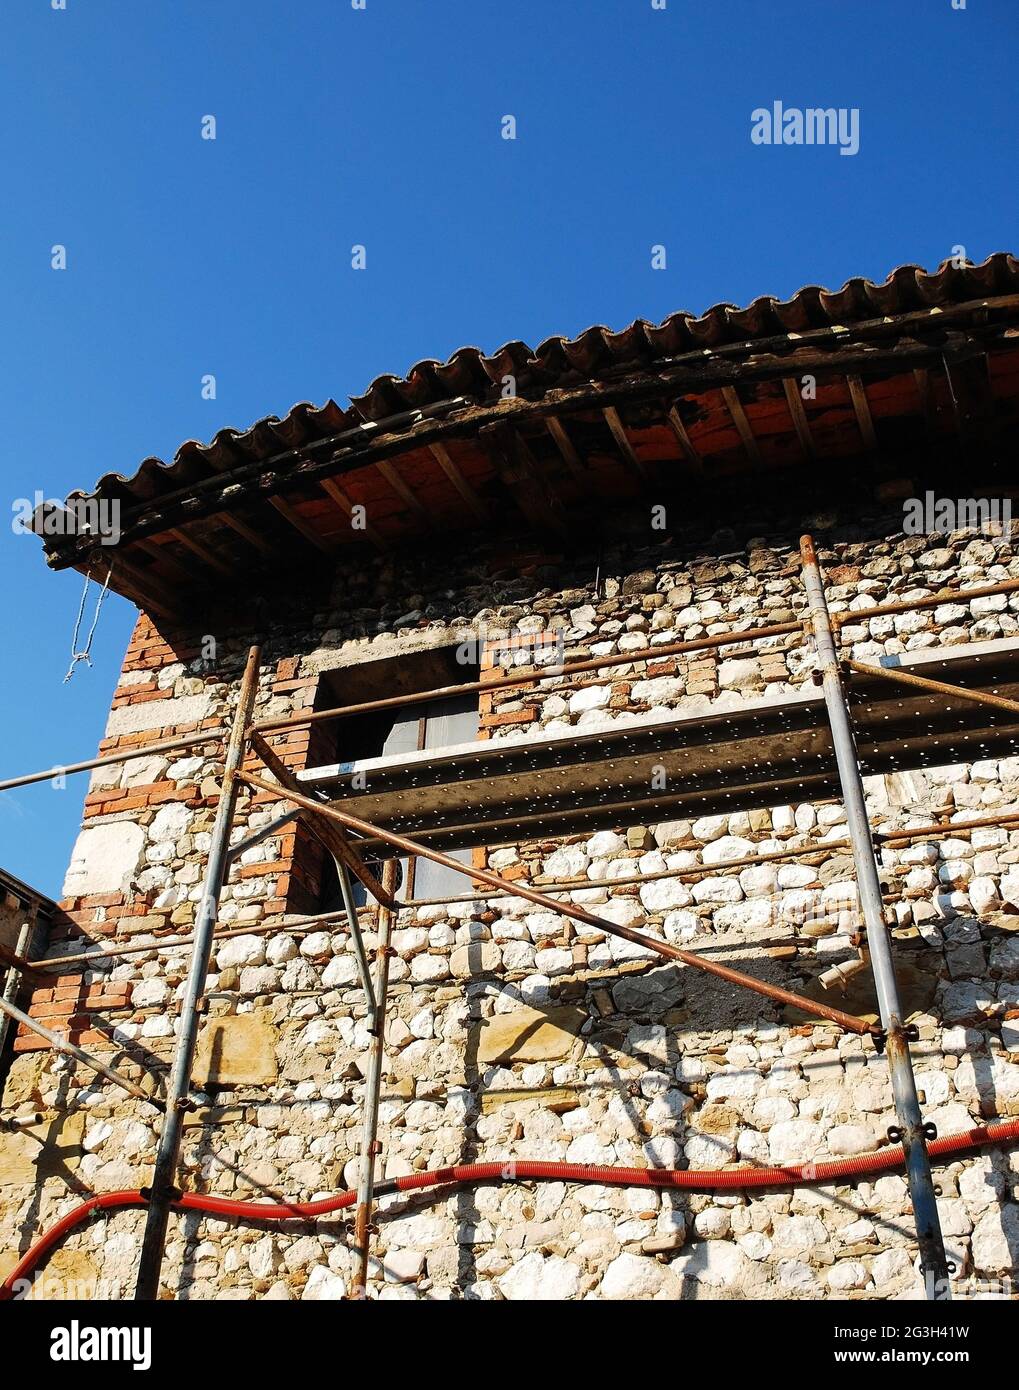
[{"left": 0, "top": 0, "right": 1016, "bottom": 897}]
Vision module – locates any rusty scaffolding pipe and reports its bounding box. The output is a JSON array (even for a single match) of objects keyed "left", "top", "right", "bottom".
[
  {"left": 0, "top": 995, "right": 161, "bottom": 1107},
  {"left": 801, "top": 536, "right": 950, "bottom": 1300},
  {"left": 0, "top": 728, "right": 227, "bottom": 794},
  {"left": 352, "top": 858, "right": 398, "bottom": 1298},
  {"left": 236, "top": 770, "right": 877, "bottom": 1036},
  {"left": 845, "top": 658, "right": 1019, "bottom": 717},
  {"left": 134, "top": 645, "right": 262, "bottom": 1302}
]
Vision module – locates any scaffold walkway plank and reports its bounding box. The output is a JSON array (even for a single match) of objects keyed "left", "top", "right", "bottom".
[{"left": 300, "top": 638, "right": 1019, "bottom": 851}]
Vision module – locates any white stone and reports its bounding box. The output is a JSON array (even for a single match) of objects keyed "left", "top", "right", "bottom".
[
  {"left": 63, "top": 822, "right": 146, "bottom": 897},
  {"left": 768, "top": 1119, "right": 823, "bottom": 1164},
  {"left": 568, "top": 685, "right": 611, "bottom": 714},
  {"left": 410, "top": 953, "right": 450, "bottom": 983},
  {"left": 106, "top": 692, "right": 215, "bottom": 737},
  {"left": 215, "top": 935, "right": 266, "bottom": 969},
  {"left": 601, "top": 1252, "right": 673, "bottom": 1298},
  {"left": 639, "top": 879, "right": 693, "bottom": 911},
  {"left": 131, "top": 979, "right": 170, "bottom": 1008},
  {"left": 497, "top": 1251, "right": 581, "bottom": 1300},
  {"left": 702, "top": 835, "right": 754, "bottom": 865},
  {"left": 322, "top": 956, "right": 359, "bottom": 988},
  {"left": 543, "top": 845, "right": 590, "bottom": 878},
  {"left": 589, "top": 830, "right": 626, "bottom": 856},
  {"left": 149, "top": 802, "right": 192, "bottom": 843},
  {"left": 717, "top": 658, "right": 759, "bottom": 690},
  {"left": 302, "top": 1265, "right": 347, "bottom": 1300}
]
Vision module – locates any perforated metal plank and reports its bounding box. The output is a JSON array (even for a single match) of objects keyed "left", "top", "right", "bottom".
[{"left": 299, "top": 638, "right": 1019, "bottom": 852}]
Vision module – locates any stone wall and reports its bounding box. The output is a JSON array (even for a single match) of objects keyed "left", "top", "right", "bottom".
[{"left": 2, "top": 495, "right": 1019, "bottom": 1301}]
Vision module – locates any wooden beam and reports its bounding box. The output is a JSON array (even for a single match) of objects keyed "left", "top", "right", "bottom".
[
  {"left": 217, "top": 510, "right": 275, "bottom": 556},
  {"left": 373, "top": 459, "right": 432, "bottom": 526},
  {"left": 545, "top": 417, "right": 586, "bottom": 480},
  {"left": 316, "top": 478, "right": 386, "bottom": 550},
  {"left": 109, "top": 553, "right": 182, "bottom": 622},
  {"left": 720, "top": 386, "right": 763, "bottom": 466},
  {"left": 135, "top": 537, "right": 198, "bottom": 589},
  {"left": 912, "top": 368, "right": 939, "bottom": 442},
  {"left": 944, "top": 355, "right": 999, "bottom": 464},
  {"left": 168, "top": 526, "right": 233, "bottom": 578},
  {"left": 269, "top": 494, "right": 338, "bottom": 554},
  {"left": 478, "top": 423, "right": 570, "bottom": 537},
  {"left": 665, "top": 404, "right": 705, "bottom": 476},
  {"left": 602, "top": 406, "right": 650, "bottom": 482},
  {"left": 781, "top": 377, "right": 817, "bottom": 462},
  {"left": 846, "top": 375, "right": 879, "bottom": 454},
  {"left": 428, "top": 442, "right": 489, "bottom": 522}
]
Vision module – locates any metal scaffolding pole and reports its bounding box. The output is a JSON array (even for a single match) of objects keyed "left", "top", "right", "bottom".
[
  {"left": 800, "top": 536, "right": 951, "bottom": 1300},
  {"left": 0, "top": 994, "right": 160, "bottom": 1107},
  {"left": 352, "top": 858, "right": 399, "bottom": 1298},
  {"left": 0, "top": 922, "right": 33, "bottom": 1060},
  {"left": 134, "top": 644, "right": 262, "bottom": 1302}
]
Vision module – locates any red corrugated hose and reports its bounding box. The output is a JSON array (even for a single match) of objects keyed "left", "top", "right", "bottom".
[{"left": 3, "top": 1116, "right": 1018, "bottom": 1299}]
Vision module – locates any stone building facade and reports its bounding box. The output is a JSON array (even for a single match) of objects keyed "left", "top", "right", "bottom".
[{"left": 3, "top": 486, "right": 1019, "bottom": 1301}]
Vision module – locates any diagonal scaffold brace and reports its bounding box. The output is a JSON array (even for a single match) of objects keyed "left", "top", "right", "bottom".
[
  {"left": 134, "top": 644, "right": 263, "bottom": 1302},
  {"left": 800, "top": 536, "right": 951, "bottom": 1300}
]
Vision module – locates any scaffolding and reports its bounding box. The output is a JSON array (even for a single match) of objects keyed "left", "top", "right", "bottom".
[{"left": 5, "top": 535, "right": 1019, "bottom": 1301}]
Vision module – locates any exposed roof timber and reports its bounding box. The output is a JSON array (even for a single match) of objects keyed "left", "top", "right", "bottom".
[
  {"left": 217, "top": 510, "right": 275, "bottom": 556},
  {"left": 912, "top": 368, "right": 940, "bottom": 442},
  {"left": 720, "top": 386, "right": 763, "bottom": 466},
  {"left": 602, "top": 406, "right": 651, "bottom": 481},
  {"left": 316, "top": 478, "right": 386, "bottom": 551},
  {"left": 846, "top": 374, "right": 879, "bottom": 454},
  {"left": 781, "top": 377, "right": 817, "bottom": 462},
  {"left": 478, "top": 422, "right": 570, "bottom": 537},
  {"left": 136, "top": 537, "right": 197, "bottom": 589},
  {"left": 427, "top": 442, "right": 489, "bottom": 522},
  {"left": 168, "top": 526, "right": 233, "bottom": 578},
  {"left": 665, "top": 404, "right": 705, "bottom": 476},
  {"left": 944, "top": 354, "right": 999, "bottom": 463},
  {"left": 38, "top": 314, "right": 1019, "bottom": 570},
  {"left": 373, "top": 459, "right": 432, "bottom": 526},
  {"left": 268, "top": 494, "right": 338, "bottom": 554},
  {"left": 544, "top": 416, "right": 586, "bottom": 479},
  {"left": 110, "top": 553, "right": 183, "bottom": 621}
]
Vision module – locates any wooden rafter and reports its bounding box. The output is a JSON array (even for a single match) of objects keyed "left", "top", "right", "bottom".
[
  {"left": 111, "top": 553, "right": 182, "bottom": 621},
  {"left": 545, "top": 417, "right": 586, "bottom": 480},
  {"left": 135, "top": 537, "right": 199, "bottom": 589},
  {"left": 846, "top": 375, "right": 878, "bottom": 454},
  {"left": 720, "top": 386, "right": 763, "bottom": 466},
  {"left": 373, "top": 459, "right": 432, "bottom": 526},
  {"left": 665, "top": 404, "right": 705, "bottom": 476},
  {"left": 217, "top": 510, "right": 275, "bottom": 556},
  {"left": 602, "top": 406, "right": 650, "bottom": 482},
  {"left": 428, "top": 442, "right": 489, "bottom": 522},
  {"left": 943, "top": 354, "right": 999, "bottom": 464},
  {"left": 781, "top": 378, "right": 816, "bottom": 462},
  {"left": 912, "top": 368, "right": 939, "bottom": 442},
  {"left": 478, "top": 422, "right": 570, "bottom": 537},
  {"left": 168, "top": 526, "right": 233, "bottom": 578},
  {"left": 316, "top": 478, "right": 386, "bottom": 550},
  {"left": 269, "top": 494, "right": 338, "bottom": 554}
]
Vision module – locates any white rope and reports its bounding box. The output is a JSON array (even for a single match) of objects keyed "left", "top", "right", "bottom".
[{"left": 64, "top": 561, "right": 114, "bottom": 683}]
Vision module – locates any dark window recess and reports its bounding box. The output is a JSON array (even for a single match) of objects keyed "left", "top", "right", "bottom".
[{"left": 313, "top": 647, "right": 480, "bottom": 912}]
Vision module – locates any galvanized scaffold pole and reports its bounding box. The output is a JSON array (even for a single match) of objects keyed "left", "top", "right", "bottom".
[
  {"left": 800, "top": 537, "right": 951, "bottom": 1300},
  {"left": 134, "top": 644, "right": 262, "bottom": 1301},
  {"left": 352, "top": 858, "right": 399, "bottom": 1299}
]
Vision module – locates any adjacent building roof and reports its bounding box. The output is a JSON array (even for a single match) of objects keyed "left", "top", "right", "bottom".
[{"left": 32, "top": 253, "right": 1019, "bottom": 619}]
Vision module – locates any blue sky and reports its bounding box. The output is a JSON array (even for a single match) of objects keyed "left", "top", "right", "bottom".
[{"left": 1, "top": 0, "right": 1016, "bottom": 896}]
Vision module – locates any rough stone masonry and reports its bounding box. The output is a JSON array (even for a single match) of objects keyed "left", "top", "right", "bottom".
[{"left": 2, "top": 488, "right": 1019, "bottom": 1302}]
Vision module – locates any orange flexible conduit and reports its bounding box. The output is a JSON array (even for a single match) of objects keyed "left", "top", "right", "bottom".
[{"left": 3, "top": 1116, "right": 1018, "bottom": 1299}]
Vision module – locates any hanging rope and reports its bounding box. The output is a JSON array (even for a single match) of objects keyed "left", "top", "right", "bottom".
[{"left": 63, "top": 560, "right": 114, "bottom": 683}]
